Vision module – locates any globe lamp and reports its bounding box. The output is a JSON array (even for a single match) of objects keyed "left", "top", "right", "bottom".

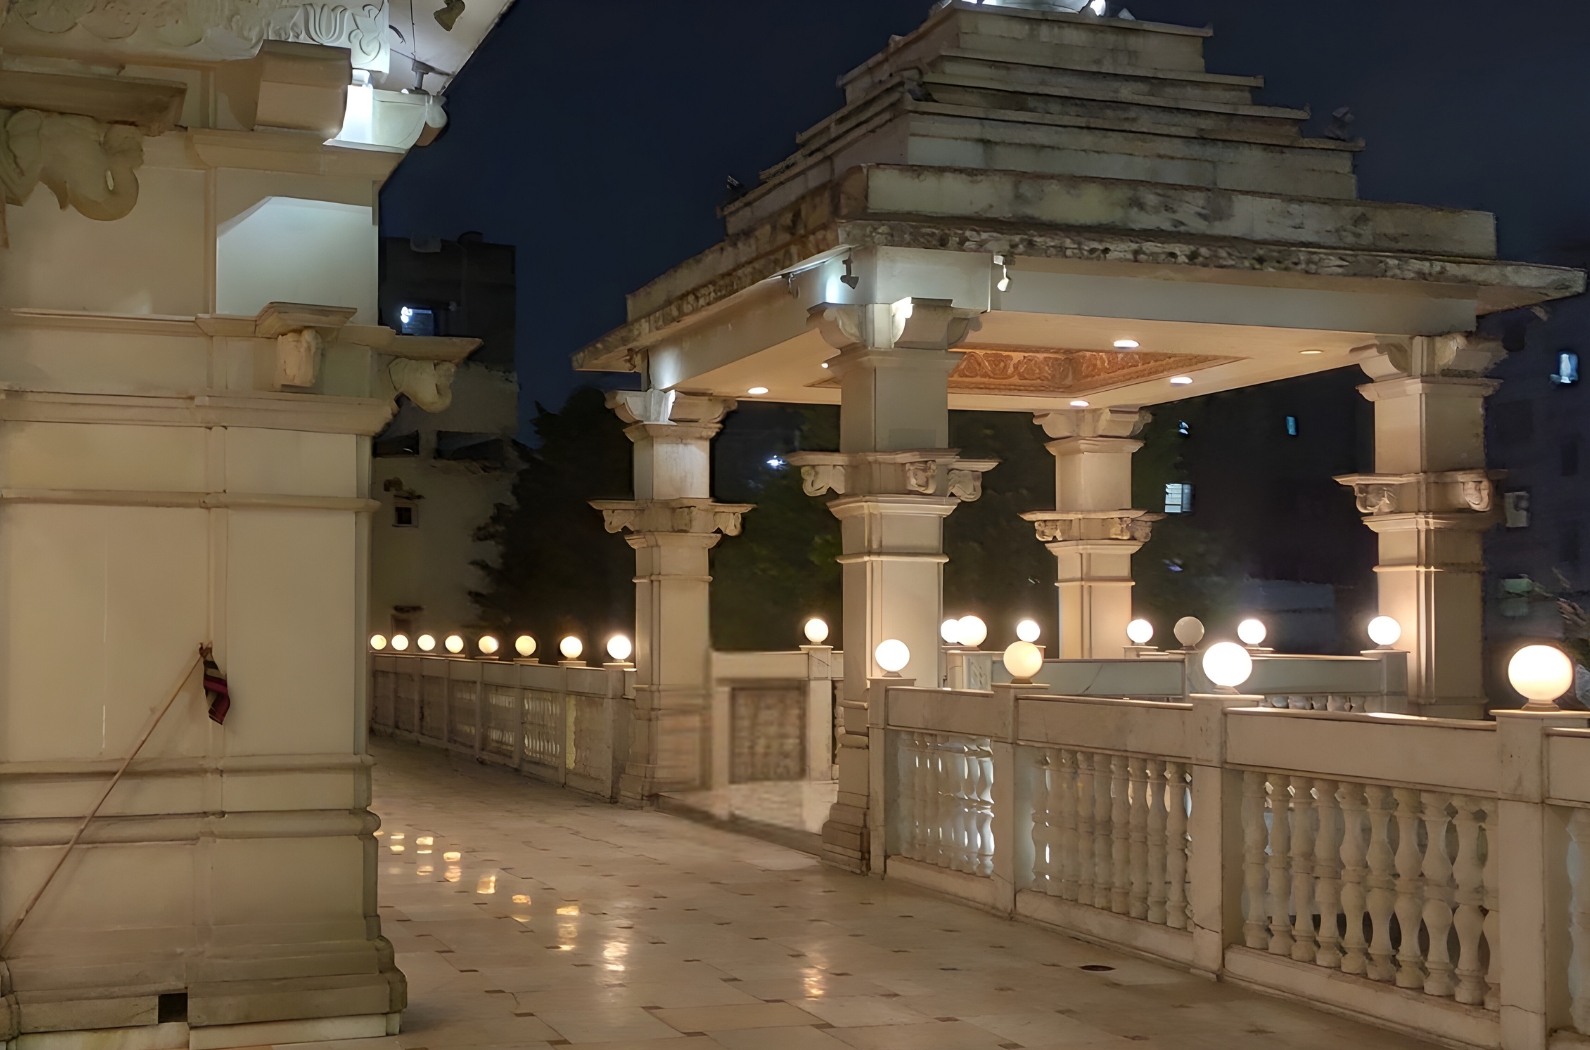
[
  {"left": 560, "top": 636, "right": 583, "bottom": 661},
  {"left": 1202, "top": 641, "right": 1253, "bottom": 691},
  {"left": 1016, "top": 619, "right": 1041, "bottom": 643},
  {"left": 1126, "top": 619, "right": 1154, "bottom": 646},
  {"left": 940, "top": 619, "right": 962, "bottom": 645},
  {"left": 391, "top": 634, "right": 410, "bottom": 652},
  {"left": 369, "top": 634, "right": 388, "bottom": 651},
  {"left": 957, "top": 616, "right": 988, "bottom": 649},
  {"left": 1509, "top": 644, "right": 1575, "bottom": 711},
  {"left": 803, "top": 618, "right": 829, "bottom": 645},
  {"left": 875, "top": 639, "right": 910, "bottom": 676},
  {"left": 607, "top": 635, "right": 633, "bottom": 662},
  {"left": 1367, "top": 616, "right": 1402, "bottom": 648},
  {"left": 1003, "top": 641, "right": 1044, "bottom": 683},
  {"left": 477, "top": 635, "right": 499, "bottom": 656},
  {"left": 444, "top": 634, "right": 465, "bottom": 654},
  {"left": 515, "top": 635, "right": 537, "bottom": 658},
  {"left": 1237, "top": 619, "right": 1267, "bottom": 647},
  {"left": 1174, "top": 616, "right": 1205, "bottom": 648}
]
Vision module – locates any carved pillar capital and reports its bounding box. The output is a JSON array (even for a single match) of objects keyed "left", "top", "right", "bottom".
[
  {"left": 1033, "top": 405, "right": 1151, "bottom": 440},
  {"left": 787, "top": 450, "right": 998, "bottom": 502},
  {"left": 590, "top": 498, "right": 754, "bottom": 539},
  {"left": 809, "top": 298, "right": 982, "bottom": 354},
  {"left": 1351, "top": 333, "right": 1505, "bottom": 382},
  {"left": 1021, "top": 509, "right": 1162, "bottom": 546}
]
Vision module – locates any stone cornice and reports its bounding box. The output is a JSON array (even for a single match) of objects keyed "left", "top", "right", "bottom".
[
  {"left": 1335, "top": 469, "right": 1504, "bottom": 517},
  {"left": 0, "top": 69, "right": 185, "bottom": 133}
]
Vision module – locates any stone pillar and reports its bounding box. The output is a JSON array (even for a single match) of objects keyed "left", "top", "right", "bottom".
[
  {"left": 1336, "top": 334, "right": 1504, "bottom": 719},
  {"left": 789, "top": 299, "right": 995, "bottom": 873},
  {"left": 592, "top": 391, "right": 750, "bottom": 802},
  {"left": 1022, "top": 407, "right": 1158, "bottom": 659}
]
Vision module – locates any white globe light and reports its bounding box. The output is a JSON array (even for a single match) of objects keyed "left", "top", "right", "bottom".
[
  {"left": 1126, "top": 619, "right": 1154, "bottom": 646},
  {"left": 560, "top": 636, "right": 583, "bottom": 660},
  {"left": 607, "top": 635, "right": 633, "bottom": 662},
  {"left": 478, "top": 635, "right": 499, "bottom": 655},
  {"left": 875, "top": 639, "right": 911, "bottom": 674},
  {"left": 1002, "top": 641, "right": 1044, "bottom": 682},
  {"left": 391, "top": 633, "right": 410, "bottom": 652},
  {"left": 515, "top": 635, "right": 537, "bottom": 657},
  {"left": 417, "top": 633, "right": 436, "bottom": 652},
  {"left": 1509, "top": 644, "right": 1574, "bottom": 705},
  {"left": 1367, "top": 615, "right": 1402, "bottom": 648},
  {"left": 370, "top": 634, "right": 388, "bottom": 651},
  {"left": 940, "top": 619, "right": 962, "bottom": 645},
  {"left": 1174, "top": 616, "right": 1205, "bottom": 647},
  {"left": 1202, "top": 641, "right": 1253, "bottom": 690},
  {"left": 803, "top": 618, "right": 829, "bottom": 645},
  {"left": 957, "top": 616, "right": 988, "bottom": 649},
  {"left": 444, "top": 634, "right": 465, "bottom": 654},
  {"left": 1016, "top": 619, "right": 1041, "bottom": 643},
  {"left": 1237, "top": 619, "right": 1267, "bottom": 647}
]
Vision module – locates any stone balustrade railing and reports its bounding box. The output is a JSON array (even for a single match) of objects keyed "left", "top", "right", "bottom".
[
  {"left": 370, "top": 654, "right": 634, "bottom": 800},
  {"left": 869, "top": 682, "right": 1590, "bottom": 1050}
]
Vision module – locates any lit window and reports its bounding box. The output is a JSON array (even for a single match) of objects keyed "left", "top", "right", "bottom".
[
  {"left": 1553, "top": 351, "right": 1580, "bottom": 386},
  {"left": 397, "top": 306, "right": 436, "bottom": 337},
  {"left": 1164, "top": 483, "right": 1193, "bottom": 515},
  {"left": 1504, "top": 491, "right": 1530, "bottom": 529},
  {"left": 1177, "top": 420, "right": 1191, "bottom": 437},
  {"left": 1285, "top": 415, "right": 1299, "bottom": 437}
]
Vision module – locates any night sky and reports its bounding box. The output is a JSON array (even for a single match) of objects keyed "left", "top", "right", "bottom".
[{"left": 380, "top": 0, "right": 1590, "bottom": 418}]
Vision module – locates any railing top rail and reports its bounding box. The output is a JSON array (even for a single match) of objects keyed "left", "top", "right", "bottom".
[
  {"left": 1025, "top": 693, "right": 1196, "bottom": 712},
  {"left": 1224, "top": 706, "right": 1497, "bottom": 732}
]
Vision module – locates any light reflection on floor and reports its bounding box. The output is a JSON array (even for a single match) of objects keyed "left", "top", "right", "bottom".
[{"left": 368, "top": 736, "right": 1440, "bottom": 1050}]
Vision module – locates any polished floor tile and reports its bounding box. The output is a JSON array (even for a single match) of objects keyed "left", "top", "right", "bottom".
[{"left": 371, "top": 738, "right": 1440, "bottom": 1050}]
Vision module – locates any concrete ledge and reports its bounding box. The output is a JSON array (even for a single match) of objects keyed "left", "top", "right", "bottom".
[
  {"left": 15, "top": 1021, "right": 188, "bottom": 1050},
  {"left": 188, "top": 1013, "right": 392, "bottom": 1049},
  {"left": 1222, "top": 945, "right": 1500, "bottom": 1050},
  {"left": 883, "top": 856, "right": 1000, "bottom": 911},
  {"left": 1015, "top": 890, "right": 1194, "bottom": 967}
]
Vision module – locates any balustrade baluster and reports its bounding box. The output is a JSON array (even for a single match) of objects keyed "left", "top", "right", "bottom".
[
  {"left": 1165, "top": 762, "right": 1189, "bottom": 930},
  {"left": 1146, "top": 759, "right": 1167, "bottom": 925},
  {"left": 1057, "top": 751, "right": 1078, "bottom": 900},
  {"left": 1242, "top": 770, "right": 1270, "bottom": 949},
  {"left": 1030, "top": 751, "right": 1053, "bottom": 894},
  {"left": 931, "top": 737, "right": 950, "bottom": 868},
  {"left": 1111, "top": 756, "right": 1131, "bottom": 914},
  {"left": 1339, "top": 781, "right": 1369, "bottom": 976},
  {"left": 1421, "top": 791, "right": 1456, "bottom": 997},
  {"left": 1094, "top": 754, "right": 1113, "bottom": 910},
  {"left": 1451, "top": 795, "right": 1487, "bottom": 1006},
  {"left": 1076, "top": 751, "right": 1096, "bottom": 906},
  {"left": 956, "top": 740, "right": 976, "bottom": 873},
  {"left": 1364, "top": 784, "right": 1398, "bottom": 982},
  {"left": 1267, "top": 774, "right": 1294, "bottom": 955},
  {"left": 1568, "top": 809, "right": 1590, "bottom": 1034},
  {"left": 1128, "top": 757, "right": 1150, "bottom": 919},
  {"left": 1392, "top": 788, "right": 1427, "bottom": 989},
  {"left": 899, "top": 735, "right": 918, "bottom": 862},
  {"left": 1314, "top": 779, "right": 1342, "bottom": 968},
  {"left": 974, "top": 743, "right": 995, "bottom": 877},
  {"left": 1481, "top": 803, "right": 1501, "bottom": 1010},
  {"left": 1290, "top": 778, "right": 1317, "bottom": 961}
]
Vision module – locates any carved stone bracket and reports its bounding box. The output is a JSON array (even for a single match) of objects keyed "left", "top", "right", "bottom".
[
  {"left": 1351, "top": 333, "right": 1505, "bottom": 381},
  {"left": 590, "top": 498, "right": 755, "bottom": 538},
  {"left": 809, "top": 298, "right": 982, "bottom": 353},
  {"left": 1335, "top": 469, "right": 1504, "bottom": 517},
  {"left": 787, "top": 449, "right": 997, "bottom": 502},
  {"left": 1022, "top": 509, "right": 1161, "bottom": 545}
]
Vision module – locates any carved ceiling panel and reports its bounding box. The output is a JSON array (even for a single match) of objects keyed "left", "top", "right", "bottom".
[{"left": 948, "top": 345, "right": 1233, "bottom": 396}]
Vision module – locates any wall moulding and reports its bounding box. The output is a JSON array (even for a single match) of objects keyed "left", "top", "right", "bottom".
[
  {"left": 0, "top": 388, "right": 397, "bottom": 434},
  {"left": 951, "top": 345, "right": 1232, "bottom": 397}
]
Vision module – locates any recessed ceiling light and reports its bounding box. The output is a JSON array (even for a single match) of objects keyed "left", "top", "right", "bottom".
[
  {"left": 1301, "top": 349, "right": 1323, "bottom": 355},
  {"left": 1069, "top": 399, "right": 1090, "bottom": 408},
  {"left": 1113, "top": 339, "right": 1139, "bottom": 350},
  {"left": 747, "top": 386, "right": 769, "bottom": 395},
  {"left": 820, "top": 362, "right": 829, "bottom": 369},
  {"left": 1170, "top": 376, "right": 1193, "bottom": 386}
]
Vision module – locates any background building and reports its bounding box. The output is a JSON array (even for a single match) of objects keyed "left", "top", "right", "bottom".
[{"left": 371, "top": 236, "right": 519, "bottom": 639}]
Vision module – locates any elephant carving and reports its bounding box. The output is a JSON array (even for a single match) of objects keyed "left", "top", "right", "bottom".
[
  {"left": 1, "top": 109, "right": 145, "bottom": 244},
  {"left": 389, "top": 358, "right": 458, "bottom": 413}
]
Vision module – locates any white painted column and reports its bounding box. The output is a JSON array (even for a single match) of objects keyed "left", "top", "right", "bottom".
[
  {"left": 593, "top": 392, "right": 750, "bottom": 801},
  {"left": 1024, "top": 407, "right": 1156, "bottom": 659},
  {"left": 790, "top": 299, "right": 994, "bottom": 873},
  {"left": 1337, "top": 335, "right": 1503, "bottom": 719}
]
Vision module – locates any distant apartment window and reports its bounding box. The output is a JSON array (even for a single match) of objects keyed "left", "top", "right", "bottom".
[
  {"left": 1504, "top": 491, "right": 1531, "bottom": 529},
  {"left": 1553, "top": 351, "right": 1580, "bottom": 386},
  {"left": 374, "top": 431, "right": 420, "bottom": 458},
  {"left": 393, "top": 500, "right": 418, "bottom": 528},
  {"left": 397, "top": 305, "right": 436, "bottom": 337},
  {"left": 1177, "top": 420, "right": 1191, "bottom": 437},
  {"left": 1563, "top": 524, "right": 1582, "bottom": 568},
  {"left": 1492, "top": 400, "right": 1535, "bottom": 446},
  {"left": 1285, "top": 415, "right": 1299, "bottom": 437},
  {"left": 1499, "top": 576, "right": 1534, "bottom": 618},
  {"left": 1564, "top": 436, "right": 1581, "bottom": 478},
  {"left": 1164, "top": 483, "right": 1193, "bottom": 515}
]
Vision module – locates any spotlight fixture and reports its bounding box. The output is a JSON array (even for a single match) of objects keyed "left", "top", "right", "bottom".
[
  {"left": 1069, "top": 400, "right": 1090, "bottom": 408},
  {"left": 1170, "top": 376, "right": 1194, "bottom": 386},
  {"left": 747, "top": 387, "right": 769, "bottom": 396},
  {"left": 1113, "top": 339, "right": 1139, "bottom": 350}
]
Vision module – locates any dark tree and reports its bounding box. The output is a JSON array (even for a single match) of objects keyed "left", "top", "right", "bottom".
[{"left": 471, "top": 386, "right": 635, "bottom": 647}]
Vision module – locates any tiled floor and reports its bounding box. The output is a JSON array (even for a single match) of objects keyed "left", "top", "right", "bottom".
[{"left": 369, "top": 737, "right": 1438, "bottom": 1050}]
